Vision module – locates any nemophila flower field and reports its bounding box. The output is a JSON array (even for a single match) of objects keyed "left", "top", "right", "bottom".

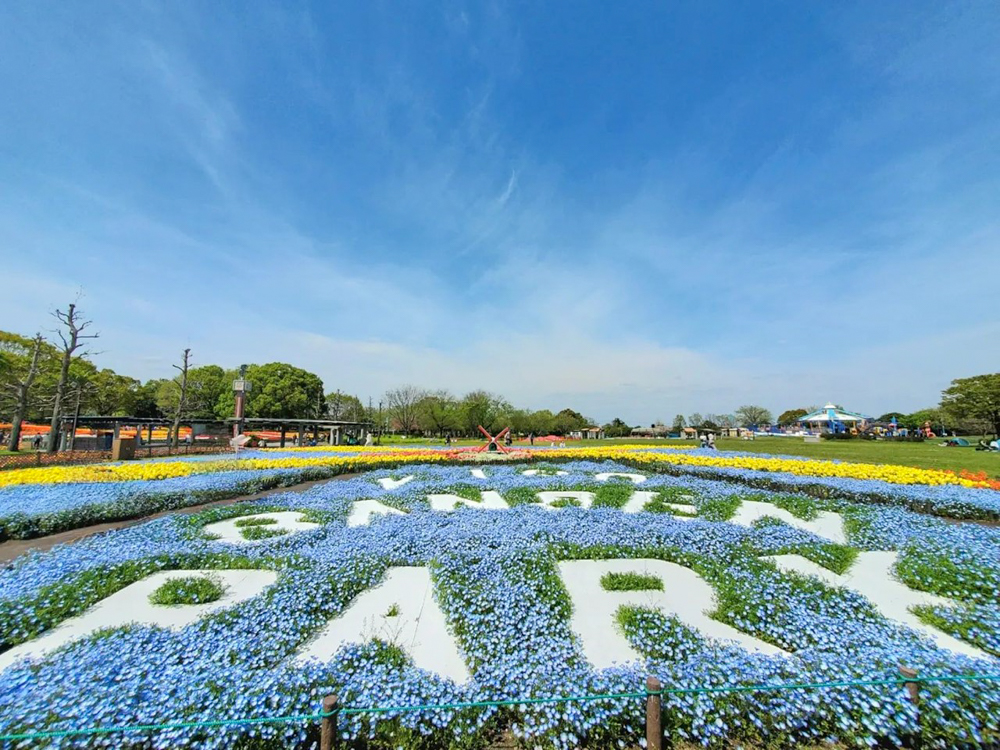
[
  {"left": 1, "top": 460, "right": 999, "bottom": 749},
  {"left": 3, "top": 445, "right": 1000, "bottom": 542}
]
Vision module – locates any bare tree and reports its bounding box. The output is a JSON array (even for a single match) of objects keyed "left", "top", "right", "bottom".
[
  {"left": 384, "top": 385, "right": 425, "bottom": 434},
  {"left": 47, "top": 303, "right": 99, "bottom": 452},
  {"left": 735, "top": 404, "right": 773, "bottom": 427},
  {"left": 171, "top": 349, "right": 192, "bottom": 448},
  {"left": 715, "top": 413, "right": 737, "bottom": 429},
  {"left": 4, "top": 334, "right": 44, "bottom": 452}
]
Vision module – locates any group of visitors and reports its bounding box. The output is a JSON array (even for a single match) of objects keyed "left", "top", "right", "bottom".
[
  {"left": 699, "top": 432, "right": 718, "bottom": 450},
  {"left": 0, "top": 432, "right": 46, "bottom": 450}
]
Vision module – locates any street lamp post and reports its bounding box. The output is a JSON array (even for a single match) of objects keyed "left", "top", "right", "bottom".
[
  {"left": 378, "top": 400, "right": 383, "bottom": 446},
  {"left": 233, "top": 364, "right": 252, "bottom": 438}
]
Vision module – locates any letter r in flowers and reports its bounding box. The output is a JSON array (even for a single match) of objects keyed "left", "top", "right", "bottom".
[
  {"left": 558, "top": 559, "right": 787, "bottom": 669},
  {"left": 297, "top": 566, "right": 470, "bottom": 683}
]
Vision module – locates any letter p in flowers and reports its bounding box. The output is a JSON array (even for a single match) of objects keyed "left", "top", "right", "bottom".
[{"left": 558, "top": 559, "right": 787, "bottom": 669}]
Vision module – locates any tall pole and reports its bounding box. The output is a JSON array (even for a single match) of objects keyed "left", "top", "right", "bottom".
[
  {"left": 233, "top": 364, "right": 249, "bottom": 438},
  {"left": 69, "top": 383, "right": 83, "bottom": 452}
]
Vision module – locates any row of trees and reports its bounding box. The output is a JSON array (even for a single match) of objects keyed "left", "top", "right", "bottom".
[
  {"left": 667, "top": 406, "right": 774, "bottom": 432},
  {"left": 771, "top": 376, "right": 1000, "bottom": 436},
  {"left": 0, "top": 300, "right": 335, "bottom": 451},
  {"left": 666, "top": 380, "right": 1000, "bottom": 438},
  {"left": 0, "top": 303, "right": 600, "bottom": 451},
  {"left": 1, "top": 304, "right": 102, "bottom": 451},
  {"left": 6, "top": 300, "right": 996, "bottom": 452},
  {"left": 378, "top": 386, "right": 593, "bottom": 437}
]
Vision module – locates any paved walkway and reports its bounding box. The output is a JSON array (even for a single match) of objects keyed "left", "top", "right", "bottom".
[{"left": 0, "top": 475, "right": 357, "bottom": 564}]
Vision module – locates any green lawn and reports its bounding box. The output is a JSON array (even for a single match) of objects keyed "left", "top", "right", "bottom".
[
  {"left": 592, "top": 436, "right": 999, "bottom": 477},
  {"left": 377, "top": 434, "right": 999, "bottom": 477},
  {"left": 710, "top": 436, "right": 999, "bottom": 476}
]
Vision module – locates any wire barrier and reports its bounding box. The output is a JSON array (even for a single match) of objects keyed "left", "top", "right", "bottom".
[{"left": 2, "top": 672, "right": 999, "bottom": 745}]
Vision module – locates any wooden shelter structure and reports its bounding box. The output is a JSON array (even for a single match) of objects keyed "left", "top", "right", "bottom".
[{"left": 229, "top": 417, "right": 372, "bottom": 447}]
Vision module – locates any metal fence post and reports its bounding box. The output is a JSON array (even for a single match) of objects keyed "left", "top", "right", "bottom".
[
  {"left": 646, "top": 676, "right": 662, "bottom": 750},
  {"left": 320, "top": 694, "right": 338, "bottom": 750},
  {"left": 900, "top": 665, "right": 920, "bottom": 749},
  {"left": 899, "top": 665, "right": 919, "bottom": 704}
]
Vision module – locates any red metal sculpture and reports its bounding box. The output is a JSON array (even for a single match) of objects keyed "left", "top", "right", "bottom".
[{"left": 473, "top": 425, "right": 511, "bottom": 453}]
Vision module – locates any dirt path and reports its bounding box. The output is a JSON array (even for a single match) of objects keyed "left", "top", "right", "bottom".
[{"left": 0, "top": 474, "right": 359, "bottom": 564}]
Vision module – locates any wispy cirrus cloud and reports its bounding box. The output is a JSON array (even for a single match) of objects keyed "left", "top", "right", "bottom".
[{"left": 0, "top": 1, "right": 997, "bottom": 422}]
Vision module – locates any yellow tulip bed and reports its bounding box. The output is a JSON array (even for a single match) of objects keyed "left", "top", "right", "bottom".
[{"left": 0, "top": 444, "right": 993, "bottom": 490}]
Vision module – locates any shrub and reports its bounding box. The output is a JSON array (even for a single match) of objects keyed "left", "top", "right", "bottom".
[
  {"left": 600, "top": 571, "right": 664, "bottom": 591},
  {"left": 239, "top": 525, "right": 289, "bottom": 541},
  {"left": 550, "top": 497, "right": 581, "bottom": 508},
  {"left": 148, "top": 575, "right": 226, "bottom": 606},
  {"left": 233, "top": 516, "right": 278, "bottom": 528}
]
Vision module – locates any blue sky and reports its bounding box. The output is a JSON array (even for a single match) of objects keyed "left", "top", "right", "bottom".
[{"left": 1, "top": 2, "right": 998, "bottom": 423}]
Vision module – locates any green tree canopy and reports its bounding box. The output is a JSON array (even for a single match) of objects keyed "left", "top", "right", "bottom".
[
  {"left": 216, "top": 363, "right": 324, "bottom": 420},
  {"left": 133, "top": 381, "right": 164, "bottom": 418},
  {"left": 777, "top": 408, "right": 808, "bottom": 425},
  {"left": 941, "top": 373, "right": 1000, "bottom": 436},
  {"left": 458, "top": 390, "right": 508, "bottom": 434},
  {"left": 415, "top": 391, "right": 457, "bottom": 435},
  {"left": 157, "top": 365, "right": 235, "bottom": 420},
  {"left": 527, "top": 409, "right": 555, "bottom": 436},
  {"left": 0, "top": 332, "right": 55, "bottom": 420},
  {"left": 899, "top": 408, "right": 944, "bottom": 431},
  {"left": 85, "top": 368, "right": 142, "bottom": 415},
  {"left": 552, "top": 408, "right": 589, "bottom": 436},
  {"left": 877, "top": 412, "right": 906, "bottom": 423},
  {"left": 602, "top": 417, "right": 632, "bottom": 437}
]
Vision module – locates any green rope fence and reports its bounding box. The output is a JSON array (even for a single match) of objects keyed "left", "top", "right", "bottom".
[{"left": 1, "top": 673, "right": 999, "bottom": 743}]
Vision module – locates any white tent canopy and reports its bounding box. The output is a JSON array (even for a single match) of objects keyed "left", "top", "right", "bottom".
[{"left": 798, "top": 403, "right": 871, "bottom": 423}]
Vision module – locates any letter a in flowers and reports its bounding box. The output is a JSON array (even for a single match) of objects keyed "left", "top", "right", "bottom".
[{"left": 297, "top": 567, "right": 470, "bottom": 683}]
